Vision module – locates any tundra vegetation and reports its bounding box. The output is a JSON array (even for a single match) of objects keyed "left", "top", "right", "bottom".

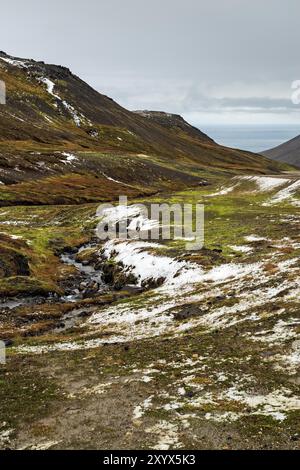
[{"left": 0, "top": 53, "right": 299, "bottom": 450}]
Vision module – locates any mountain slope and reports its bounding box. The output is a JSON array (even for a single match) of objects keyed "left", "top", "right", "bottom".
[
  {"left": 262, "top": 134, "right": 300, "bottom": 168},
  {"left": 0, "top": 51, "right": 219, "bottom": 157},
  {"left": 0, "top": 51, "right": 289, "bottom": 204},
  {"left": 133, "top": 110, "right": 214, "bottom": 143}
]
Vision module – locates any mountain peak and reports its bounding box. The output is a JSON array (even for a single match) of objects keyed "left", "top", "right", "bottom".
[{"left": 134, "top": 110, "right": 214, "bottom": 143}]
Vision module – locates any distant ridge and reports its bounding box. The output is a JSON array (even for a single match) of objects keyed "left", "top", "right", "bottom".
[
  {"left": 133, "top": 110, "right": 214, "bottom": 143},
  {"left": 262, "top": 134, "right": 300, "bottom": 168},
  {"left": 0, "top": 51, "right": 290, "bottom": 204}
]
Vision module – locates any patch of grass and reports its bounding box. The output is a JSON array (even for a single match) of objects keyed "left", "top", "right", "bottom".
[{"left": 0, "top": 358, "right": 61, "bottom": 429}]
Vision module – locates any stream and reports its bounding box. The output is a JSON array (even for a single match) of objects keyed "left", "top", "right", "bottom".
[
  {"left": 0, "top": 242, "right": 108, "bottom": 312},
  {"left": 60, "top": 243, "right": 107, "bottom": 302}
]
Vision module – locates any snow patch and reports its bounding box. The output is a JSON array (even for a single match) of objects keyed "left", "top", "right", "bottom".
[
  {"left": 229, "top": 245, "right": 253, "bottom": 253},
  {"left": 102, "top": 239, "right": 204, "bottom": 288},
  {"left": 60, "top": 152, "right": 78, "bottom": 163},
  {"left": 245, "top": 234, "right": 267, "bottom": 242},
  {"left": 263, "top": 179, "right": 300, "bottom": 206},
  {"left": 0, "top": 57, "right": 29, "bottom": 68},
  {"left": 222, "top": 386, "right": 300, "bottom": 421},
  {"left": 132, "top": 396, "right": 153, "bottom": 420},
  {"left": 207, "top": 184, "right": 238, "bottom": 197},
  {"left": 240, "top": 176, "right": 290, "bottom": 192},
  {"left": 0, "top": 428, "right": 13, "bottom": 446},
  {"left": 100, "top": 172, "right": 135, "bottom": 188},
  {"left": 146, "top": 421, "right": 182, "bottom": 450},
  {"left": 38, "top": 77, "right": 90, "bottom": 127}
]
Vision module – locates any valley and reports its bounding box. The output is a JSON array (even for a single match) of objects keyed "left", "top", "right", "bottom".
[
  {"left": 0, "top": 52, "right": 299, "bottom": 451},
  {"left": 0, "top": 174, "right": 300, "bottom": 450}
]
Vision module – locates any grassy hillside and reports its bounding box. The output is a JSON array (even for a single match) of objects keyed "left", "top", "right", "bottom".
[
  {"left": 1, "top": 175, "right": 300, "bottom": 449},
  {"left": 0, "top": 52, "right": 290, "bottom": 205},
  {"left": 263, "top": 134, "right": 300, "bottom": 168}
]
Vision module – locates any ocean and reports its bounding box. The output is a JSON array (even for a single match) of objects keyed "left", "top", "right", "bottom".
[{"left": 199, "top": 124, "right": 299, "bottom": 154}]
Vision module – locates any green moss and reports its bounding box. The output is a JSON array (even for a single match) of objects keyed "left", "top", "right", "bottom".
[
  {"left": 0, "top": 276, "right": 61, "bottom": 297},
  {"left": 0, "top": 359, "right": 61, "bottom": 429}
]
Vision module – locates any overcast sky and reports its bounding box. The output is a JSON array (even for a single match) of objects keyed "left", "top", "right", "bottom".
[{"left": 1, "top": 0, "right": 300, "bottom": 125}]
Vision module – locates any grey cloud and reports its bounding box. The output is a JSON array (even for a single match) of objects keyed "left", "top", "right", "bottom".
[{"left": 0, "top": 0, "right": 300, "bottom": 124}]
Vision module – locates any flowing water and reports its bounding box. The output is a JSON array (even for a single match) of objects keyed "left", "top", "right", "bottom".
[{"left": 0, "top": 243, "right": 107, "bottom": 312}]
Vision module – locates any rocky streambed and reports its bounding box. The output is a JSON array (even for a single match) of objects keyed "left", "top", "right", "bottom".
[
  {"left": 0, "top": 239, "right": 143, "bottom": 338},
  {"left": 60, "top": 243, "right": 107, "bottom": 302}
]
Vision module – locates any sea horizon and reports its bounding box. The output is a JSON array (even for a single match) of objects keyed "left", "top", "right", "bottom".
[{"left": 195, "top": 123, "right": 300, "bottom": 153}]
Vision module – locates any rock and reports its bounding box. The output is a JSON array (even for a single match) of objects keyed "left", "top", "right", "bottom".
[
  {"left": 94, "top": 262, "right": 102, "bottom": 271},
  {"left": 101, "top": 264, "right": 115, "bottom": 284},
  {"left": 82, "top": 282, "right": 99, "bottom": 298},
  {"left": 113, "top": 273, "right": 128, "bottom": 290},
  {"left": 78, "top": 310, "right": 90, "bottom": 318},
  {"left": 215, "top": 295, "right": 226, "bottom": 301},
  {"left": 173, "top": 305, "right": 202, "bottom": 320},
  {"left": 141, "top": 277, "right": 165, "bottom": 289}
]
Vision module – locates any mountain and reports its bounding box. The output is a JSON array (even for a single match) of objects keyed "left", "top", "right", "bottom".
[
  {"left": 133, "top": 110, "right": 214, "bottom": 143},
  {"left": 262, "top": 134, "right": 300, "bottom": 168},
  {"left": 0, "top": 51, "right": 289, "bottom": 205}
]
